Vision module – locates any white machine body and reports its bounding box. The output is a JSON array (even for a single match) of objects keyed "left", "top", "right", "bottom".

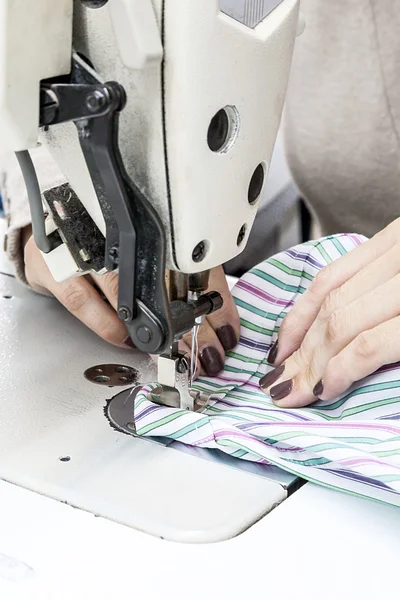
[{"left": 0, "top": 0, "right": 300, "bottom": 279}]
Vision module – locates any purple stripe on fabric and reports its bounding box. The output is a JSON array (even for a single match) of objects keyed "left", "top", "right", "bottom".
[
  {"left": 213, "top": 400, "right": 312, "bottom": 422},
  {"left": 324, "top": 468, "right": 395, "bottom": 492},
  {"left": 378, "top": 414, "right": 400, "bottom": 421},
  {"left": 134, "top": 403, "right": 162, "bottom": 422},
  {"left": 376, "top": 361, "right": 400, "bottom": 374},
  {"left": 345, "top": 234, "right": 364, "bottom": 247},
  {"left": 213, "top": 373, "right": 260, "bottom": 390},
  {"left": 284, "top": 248, "right": 324, "bottom": 269},
  {"left": 212, "top": 398, "right": 269, "bottom": 413},
  {"left": 192, "top": 434, "right": 215, "bottom": 446},
  {"left": 340, "top": 457, "right": 400, "bottom": 471},
  {"left": 213, "top": 428, "right": 304, "bottom": 453},
  {"left": 233, "top": 419, "right": 400, "bottom": 436},
  {"left": 239, "top": 336, "right": 270, "bottom": 352},
  {"left": 237, "top": 411, "right": 313, "bottom": 425},
  {"left": 236, "top": 280, "right": 293, "bottom": 307}
]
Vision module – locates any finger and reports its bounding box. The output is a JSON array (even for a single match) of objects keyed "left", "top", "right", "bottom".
[
  {"left": 274, "top": 227, "right": 399, "bottom": 365},
  {"left": 260, "top": 345, "right": 313, "bottom": 407},
  {"left": 262, "top": 273, "right": 400, "bottom": 407},
  {"left": 316, "top": 241, "right": 400, "bottom": 321},
  {"left": 182, "top": 318, "right": 226, "bottom": 377},
  {"left": 321, "top": 316, "right": 400, "bottom": 401},
  {"left": 24, "top": 235, "right": 55, "bottom": 295},
  {"left": 205, "top": 266, "right": 240, "bottom": 351},
  {"left": 46, "top": 275, "right": 131, "bottom": 348},
  {"left": 91, "top": 271, "right": 119, "bottom": 311},
  {"left": 24, "top": 236, "right": 131, "bottom": 347}
]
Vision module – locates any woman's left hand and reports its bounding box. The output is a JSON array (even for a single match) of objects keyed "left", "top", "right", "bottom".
[{"left": 260, "top": 218, "right": 400, "bottom": 406}]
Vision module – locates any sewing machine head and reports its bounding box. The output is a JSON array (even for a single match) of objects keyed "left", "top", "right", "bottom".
[{"left": 0, "top": 0, "right": 301, "bottom": 413}]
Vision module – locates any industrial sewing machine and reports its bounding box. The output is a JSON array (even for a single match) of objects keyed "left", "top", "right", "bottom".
[
  {"left": 1, "top": 0, "right": 302, "bottom": 426},
  {"left": 2, "top": 4, "right": 400, "bottom": 598}
]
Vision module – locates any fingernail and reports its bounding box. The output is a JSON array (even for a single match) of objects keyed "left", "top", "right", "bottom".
[
  {"left": 270, "top": 379, "right": 293, "bottom": 401},
  {"left": 259, "top": 365, "right": 285, "bottom": 390},
  {"left": 267, "top": 340, "right": 278, "bottom": 364},
  {"left": 216, "top": 325, "right": 238, "bottom": 351},
  {"left": 200, "top": 346, "right": 224, "bottom": 377},
  {"left": 123, "top": 336, "right": 135, "bottom": 349},
  {"left": 313, "top": 380, "right": 324, "bottom": 397}
]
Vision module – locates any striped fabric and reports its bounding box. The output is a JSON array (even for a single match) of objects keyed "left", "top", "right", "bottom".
[{"left": 135, "top": 234, "right": 400, "bottom": 507}]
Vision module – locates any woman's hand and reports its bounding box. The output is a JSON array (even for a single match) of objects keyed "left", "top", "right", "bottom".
[
  {"left": 24, "top": 228, "right": 240, "bottom": 372},
  {"left": 24, "top": 227, "right": 134, "bottom": 348},
  {"left": 260, "top": 219, "right": 400, "bottom": 406}
]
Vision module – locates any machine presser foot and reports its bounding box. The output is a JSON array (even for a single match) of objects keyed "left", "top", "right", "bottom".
[{"left": 104, "top": 351, "right": 209, "bottom": 436}]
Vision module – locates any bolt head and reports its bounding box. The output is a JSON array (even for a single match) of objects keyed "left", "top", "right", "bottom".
[
  {"left": 86, "top": 90, "right": 106, "bottom": 113},
  {"left": 108, "top": 246, "right": 119, "bottom": 264},
  {"left": 136, "top": 326, "right": 152, "bottom": 344},
  {"left": 192, "top": 241, "right": 206, "bottom": 263},
  {"left": 118, "top": 306, "right": 131, "bottom": 322}
]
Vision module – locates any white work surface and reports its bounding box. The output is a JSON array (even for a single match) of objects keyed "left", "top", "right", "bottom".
[
  {"left": 0, "top": 269, "right": 294, "bottom": 544},
  {"left": 1, "top": 480, "right": 399, "bottom": 600},
  {"left": 1, "top": 226, "right": 400, "bottom": 598}
]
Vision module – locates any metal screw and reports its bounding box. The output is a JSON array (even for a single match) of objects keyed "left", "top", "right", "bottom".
[
  {"left": 192, "top": 241, "right": 206, "bottom": 263},
  {"left": 136, "top": 326, "right": 152, "bottom": 344},
  {"left": 86, "top": 90, "right": 106, "bottom": 113},
  {"left": 118, "top": 306, "right": 131, "bottom": 322},
  {"left": 237, "top": 224, "right": 246, "bottom": 247},
  {"left": 109, "top": 246, "right": 119, "bottom": 264},
  {"left": 79, "top": 248, "right": 90, "bottom": 262}
]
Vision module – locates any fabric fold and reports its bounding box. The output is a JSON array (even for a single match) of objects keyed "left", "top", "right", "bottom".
[{"left": 135, "top": 234, "right": 400, "bottom": 507}]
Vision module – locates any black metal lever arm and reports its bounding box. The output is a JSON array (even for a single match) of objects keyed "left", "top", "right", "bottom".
[{"left": 40, "top": 79, "right": 173, "bottom": 353}]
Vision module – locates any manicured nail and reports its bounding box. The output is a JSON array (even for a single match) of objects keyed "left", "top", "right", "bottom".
[
  {"left": 313, "top": 380, "right": 324, "bottom": 397},
  {"left": 270, "top": 379, "right": 293, "bottom": 401},
  {"left": 200, "top": 346, "right": 224, "bottom": 377},
  {"left": 259, "top": 365, "right": 285, "bottom": 390},
  {"left": 216, "top": 325, "right": 238, "bottom": 351},
  {"left": 123, "top": 336, "right": 135, "bottom": 348},
  {"left": 267, "top": 340, "right": 278, "bottom": 365}
]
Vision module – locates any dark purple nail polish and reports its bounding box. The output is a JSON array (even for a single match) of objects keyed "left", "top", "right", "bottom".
[
  {"left": 216, "top": 325, "right": 238, "bottom": 351},
  {"left": 270, "top": 379, "right": 293, "bottom": 401},
  {"left": 123, "top": 336, "right": 135, "bottom": 348},
  {"left": 200, "top": 346, "right": 224, "bottom": 377},
  {"left": 268, "top": 340, "right": 278, "bottom": 365},
  {"left": 259, "top": 365, "right": 285, "bottom": 389},
  {"left": 313, "top": 380, "right": 324, "bottom": 397}
]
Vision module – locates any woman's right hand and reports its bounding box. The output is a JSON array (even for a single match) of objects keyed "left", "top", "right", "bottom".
[
  {"left": 23, "top": 229, "right": 240, "bottom": 373},
  {"left": 23, "top": 226, "right": 134, "bottom": 349}
]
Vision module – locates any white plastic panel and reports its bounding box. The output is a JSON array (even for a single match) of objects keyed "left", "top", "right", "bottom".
[
  {"left": 108, "top": 0, "right": 163, "bottom": 69},
  {"left": 164, "top": 0, "right": 299, "bottom": 271},
  {"left": 0, "top": 272, "right": 287, "bottom": 543},
  {"left": 39, "top": 0, "right": 299, "bottom": 275},
  {"left": 0, "top": 0, "right": 72, "bottom": 151}
]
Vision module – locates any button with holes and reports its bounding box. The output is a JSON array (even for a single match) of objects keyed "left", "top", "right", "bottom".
[{"left": 84, "top": 364, "right": 139, "bottom": 387}]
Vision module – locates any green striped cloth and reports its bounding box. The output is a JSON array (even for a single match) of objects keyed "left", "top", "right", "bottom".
[{"left": 135, "top": 234, "right": 400, "bottom": 507}]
